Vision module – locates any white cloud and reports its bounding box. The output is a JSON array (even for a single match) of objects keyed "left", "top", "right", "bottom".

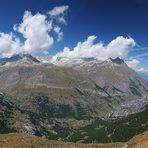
[
  {"left": 126, "top": 59, "right": 148, "bottom": 73},
  {"left": 57, "top": 17, "right": 67, "bottom": 24},
  {"left": 136, "top": 68, "right": 148, "bottom": 73},
  {"left": 54, "top": 26, "right": 63, "bottom": 41},
  {"left": 14, "top": 11, "right": 54, "bottom": 54},
  {"left": 54, "top": 35, "right": 136, "bottom": 61},
  {"left": 0, "top": 33, "right": 22, "bottom": 57},
  {"left": 48, "top": 5, "right": 69, "bottom": 16},
  {"left": 0, "top": 6, "right": 69, "bottom": 57},
  {"left": 48, "top": 5, "right": 69, "bottom": 25},
  {"left": 126, "top": 59, "right": 140, "bottom": 69}
]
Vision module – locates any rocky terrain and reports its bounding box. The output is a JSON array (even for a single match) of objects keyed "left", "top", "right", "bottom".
[
  {"left": 0, "top": 54, "right": 147, "bottom": 118},
  {"left": 0, "top": 53, "right": 147, "bottom": 145},
  {"left": 109, "top": 96, "right": 148, "bottom": 117}
]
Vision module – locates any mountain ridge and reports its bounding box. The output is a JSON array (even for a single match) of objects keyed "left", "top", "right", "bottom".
[
  {"left": 0, "top": 53, "right": 40, "bottom": 65},
  {"left": 0, "top": 53, "right": 147, "bottom": 144},
  {"left": 0, "top": 53, "right": 147, "bottom": 115}
]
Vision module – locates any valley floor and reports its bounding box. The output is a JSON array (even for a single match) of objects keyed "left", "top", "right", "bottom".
[{"left": 0, "top": 131, "right": 147, "bottom": 148}]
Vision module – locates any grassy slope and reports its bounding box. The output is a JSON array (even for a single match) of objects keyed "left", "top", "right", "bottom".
[
  {"left": 1, "top": 96, "right": 147, "bottom": 144},
  {"left": 0, "top": 131, "right": 147, "bottom": 148},
  {"left": 1, "top": 63, "right": 148, "bottom": 119},
  {"left": 0, "top": 64, "right": 147, "bottom": 145},
  {"left": 67, "top": 108, "right": 148, "bottom": 143},
  {"left": 0, "top": 64, "right": 116, "bottom": 118}
]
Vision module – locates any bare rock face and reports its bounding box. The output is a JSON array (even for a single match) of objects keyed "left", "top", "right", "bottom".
[
  {"left": 51, "top": 56, "right": 148, "bottom": 99},
  {"left": 0, "top": 54, "right": 147, "bottom": 144},
  {"left": 0, "top": 53, "right": 40, "bottom": 65},
  {"left": 0, "top": 54, "right": 148, "bottom": 118},
  {"left": 79, "top": 57, "right": 148, "bottom": 100}
]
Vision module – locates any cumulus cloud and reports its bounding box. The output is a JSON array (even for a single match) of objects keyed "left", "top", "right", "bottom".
[
  {"left": 57, "top": 17, "right": 67, "bottom": 24},
  {"left": 126, "top": 59, "right": 140, "bottom": 69},
  {"left": 126, "top": 59, "right": 148, "bottom": 73},
  {"left": 48, "top": 5, "right": 69, "bottom": 25},
  {"left": 0, "top": 5, "right": 69, "bottom": 57},
  {"left": 48, "top": 5, "right": 69, "bottom": 16},
  {"left": 54, "top": 35, "right": 136, "bottom": 61},
  {"left": 136, "top": 68, "right": 148, "bottom": 73},
  {"left": 0, "top": 32, "right": 22, "bottom": 57},
  {"left": 54, "top": 26, "right": 63, "bottom": 41},
  {"left": 14, "top": 11, "right": 54, "bottom": 54}
]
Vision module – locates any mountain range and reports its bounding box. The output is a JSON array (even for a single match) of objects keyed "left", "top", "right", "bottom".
[{"left": 0, "top": 53, "right": 147, "bottom": 144}]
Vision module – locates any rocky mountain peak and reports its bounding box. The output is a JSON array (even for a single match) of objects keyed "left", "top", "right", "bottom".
[
  {"left": 109, "top": 57, "right": 124, "bottom": 64},
  {"left": 0, "top": 53, "right": 40, "bottom": 65}
]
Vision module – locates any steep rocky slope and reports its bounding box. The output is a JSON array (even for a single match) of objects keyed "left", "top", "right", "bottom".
[
  {"left": 77, "top": 57, "right": 148, "bottom": 100},
  {"left": 0, "top": 63, "right": 111, "bottom": 117},
  {"left": 52, "top": 56, "right": 148, "bottom": 99},
  {"left": 0, "top": 54, "right": 147, "bottom": 144},
  {"left": 0, "top": 54, "right": 147, "bottom": 118}
]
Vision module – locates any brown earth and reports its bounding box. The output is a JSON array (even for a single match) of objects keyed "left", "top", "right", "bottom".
[{"left": 0, "top": 131, "right": 147, "bottom": 148}]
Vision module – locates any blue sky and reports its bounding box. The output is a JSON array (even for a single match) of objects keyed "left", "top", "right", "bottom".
[{"left": 0, "top": 0, "right": 148, "bottom": 73}]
